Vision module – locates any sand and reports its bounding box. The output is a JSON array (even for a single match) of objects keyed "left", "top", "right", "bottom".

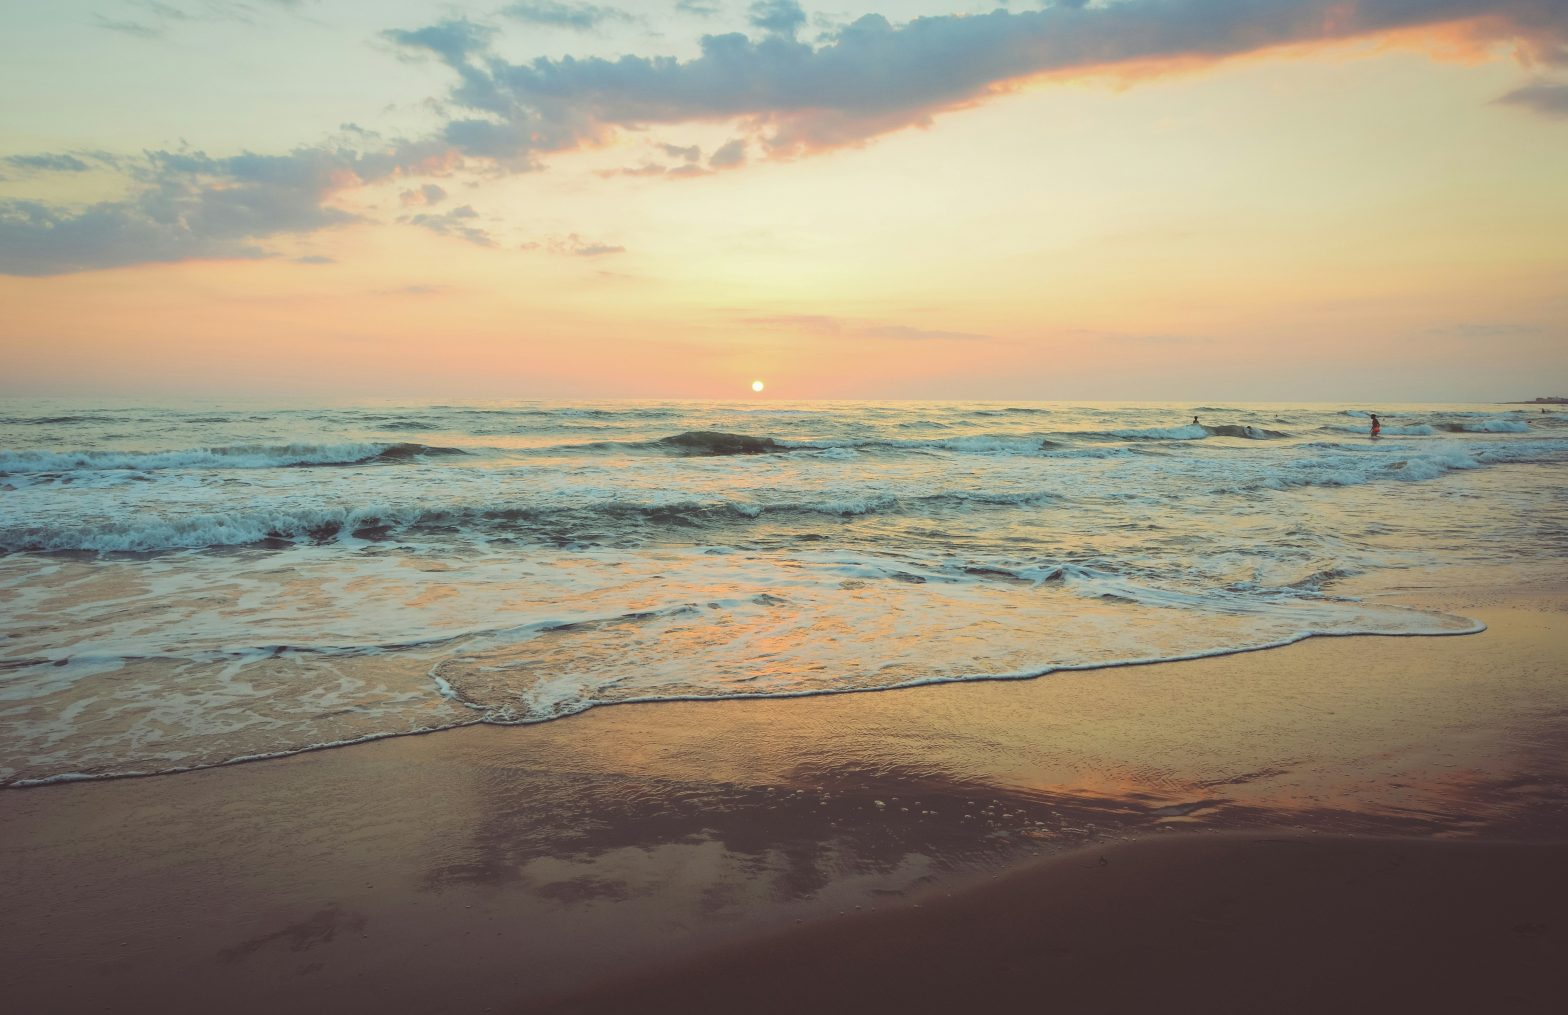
[
  {"left": 541, "top": 833, "right": 1568, "bottom": 1015},
  {"left": 1, "top": 584, "right": 1565, "bottom": 1013}
]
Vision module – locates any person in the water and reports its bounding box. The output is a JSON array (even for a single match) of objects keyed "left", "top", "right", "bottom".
[
  {"left": 1192, "top": 416, "right": 1199, "bottom": 426},
  {"left": 1370, "top": 413, "right": 1382, "bottom": 437}
]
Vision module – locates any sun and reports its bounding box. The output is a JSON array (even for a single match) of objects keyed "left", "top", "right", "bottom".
[{"left": 751, "top": 380, "right": 764, "bottom": 393}]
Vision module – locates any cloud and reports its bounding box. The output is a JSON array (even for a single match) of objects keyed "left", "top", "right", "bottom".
[
  {"left": 93, "top": 15, "right": 163, "bottom": 38},
  {"left": 708, "top": 137, "right": 748, "bottom": 168},
  {"left": 403, "top": 205, "right": 495, "bottom": 246},
  {"left": 292, "top": 254, "right": 336, "bottom": 264},
  {"left": 400, "top": 1, "right": 1568, "bottom": 162},
  {"left": 91, "top": 0, "right": 308, "bottom": 37},
  {"left": 399, "top": 182, "right": 449, "bottom": 206},
  {"left": 383, "top": 18, "right": 498, "bottom": 64},
  {"left": 0, "top": 146, "right": 366, "bottom": 275},
  {"left": 748, "top": 0, "right": 805, "bottom": 38},
  {"left": 12, "top": 0, "right": 1566, "bottom": 275},
  {"left": 4, "top": 153, "right": 93, "bottom": 173},
  {"left": 501, "top": 2, "right": 634, "bottom": 32},
  {"left": 745, "top": 314, "right": 994, "bottom": 342},
  {"left": 675, "top": 0, "right": 721, "bottom": 16},
  {"left": 659, "top": 143, "right": 701, "bottom": 162},
  {"left": 524, "top": 233, "right": 626, "bottom": 255},
  {"left": 1426, "top": 321, "right": 1545, "bottom": 338},
  {"left": 0, "top": 134, "right": 473, "bottom": 275},
  {"left": 1495, "top": 79, "right": 1568, "bottom": 118}
]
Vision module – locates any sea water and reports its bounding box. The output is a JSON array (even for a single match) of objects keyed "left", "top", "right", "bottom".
[{"left": 2, "top": 401, "right": 1564, "bottom": 785}]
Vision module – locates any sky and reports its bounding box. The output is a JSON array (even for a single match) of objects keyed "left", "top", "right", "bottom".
[{"left": 1, "top": 0, "right": 1565, "bottom": 401}]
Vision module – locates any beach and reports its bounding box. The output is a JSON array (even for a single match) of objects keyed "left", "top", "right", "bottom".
[
  {"left": 7, "top": 0, "right": 1568, "bottom": 1006},
  {"left": 3, "top": 581, "right": 1565, "bottom": 1014}
]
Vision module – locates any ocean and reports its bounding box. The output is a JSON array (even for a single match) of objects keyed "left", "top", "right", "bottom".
[{"left": 2, "top": 400, "right": 1564, "bottom": 786}]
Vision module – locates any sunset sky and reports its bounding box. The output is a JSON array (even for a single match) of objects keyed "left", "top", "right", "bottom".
[{"left": 2, "top": 0, "right": 1565, "bottom": 400}]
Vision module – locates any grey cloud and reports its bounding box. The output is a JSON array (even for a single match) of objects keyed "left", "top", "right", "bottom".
[
  {"left": 0, "top": 144, "right": 392, "bottom": 276},
  {"left": 660, "top": 143, "right": 701, "bottom": 162},
  {"left": 0, "top": 198, "right": 265, "bottom": 275},
  {"left": 400, "top": 182, "right": 448, "bottom": 206},
  {"left": 93, "top": 0, "right": 305, "bottom": 37},
  {"left": 748, "top": 0, "right": 804, "bottom": 37},
  {"left": 93, "top": 15, "right": 162, "bottom": 37},
  {"left": 501, "top": 2, "right": 634, "bottom": 31},
  {"left": 1495, "top": 80, "right": 1568, "bottom": 118},
  {"left": 5, "top": 153, "right": 93, "bottom": 173},
  {"left": 708, "top": 138, "right": 747, "bottom": 167},
  {"left": 407, "top": 1, "right": 1568, "bottom": 160},
  {"left": 383, "top": 18, "right": 498, "bottom": 64},
  {"left": 675, "top": 0, "right": 721, "bottom": 15},
  {"left": 292, "top": 254, "right": 336, "bottom": 264},
  {"left": 403, "top": 205, "right": 494, "bottom": 246}
]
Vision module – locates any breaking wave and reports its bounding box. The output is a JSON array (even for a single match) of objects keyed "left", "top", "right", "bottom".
[{"left": 0, "top": 443, "right": 468, "bottom": 474}]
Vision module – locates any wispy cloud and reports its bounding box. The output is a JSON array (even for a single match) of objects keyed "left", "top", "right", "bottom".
[
  {"left": 522, "top": 233, "right": 627, "bottom": 256},
  {"left": 1426, "top": 321, "right": 1545, "bottom": 338},
  {"left": 1495, "top": 79, "right": 1568, "bottom": 119},
  {"left": 91, "top": 0, "right": 307, "bottom": 38},
  {"left": 675, "top": 0, "right": 721, "bottom": 17},
  {"left": 500, "top": 2, "right": 634, "bottom": 32},
  {"left": 403, "top": 204, "right": 494, "bottom": 246},
  {"left": 745, "top": 313, "right": 995, "bottom": 342},
  {"left": 399, "top": 183, "right": 448, "bottom": 207},
  {"left": 4, "top": 153, "right": 93, "bottom": 173}
]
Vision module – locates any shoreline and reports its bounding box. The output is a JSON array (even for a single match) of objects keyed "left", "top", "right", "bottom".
[
  {"left": 2, "top": 608, "right": 1487, "bottom": 791},
  {"left": 1, "top": 583, "right": 1565, "bottom": 1012}
]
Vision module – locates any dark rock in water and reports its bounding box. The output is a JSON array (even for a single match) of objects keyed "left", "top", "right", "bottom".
[
  {"left": 659, "top": 431, "right": 790, "bottom": 455},
  {"left": 1204, "top": 424, "right": 1289, "bottom": 439}
]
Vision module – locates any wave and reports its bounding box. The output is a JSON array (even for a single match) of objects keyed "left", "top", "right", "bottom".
[
  {"left": 970, "top": 407, "right": 1053, "bottom": 417},
  {"left": 1228, "top": 440, "right": 1564, "bottom": 492},
  {"left": 0, "top": 486, "right": 1071, "bottom": 553},
  {"left": 1329, "top": 423, "right": 1437, "bottom": 436},
  {"left": 0, "top": 443, "right": 468, "bottom": 474},
  {"left": 1327, "top": 419, "right": 1530, "bottom": 436},
  {"left": 1102, "top": 423, "right": 1288, "bottom": 441},
  {"left": 1440, "top": 419, "right": 1531, "bottom": 433},
  {"left": 531, "top": 432, "right": 1058, "bottom": 458}
]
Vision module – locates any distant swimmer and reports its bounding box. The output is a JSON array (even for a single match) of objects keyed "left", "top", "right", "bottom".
[
  {"left": 1192, "top": 416, "right": 1200, "bottom": 426},
  {"left": 1370, "top": 413, "right": 1382, "bottom": 438}
]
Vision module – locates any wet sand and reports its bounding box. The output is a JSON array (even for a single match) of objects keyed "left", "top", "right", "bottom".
[
  {"left": 542, "top": 832, "right": 1568, "bottom": 1015},
  {"left": 1, "top": 584, "right": 1565, "bottom": 1013}
]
